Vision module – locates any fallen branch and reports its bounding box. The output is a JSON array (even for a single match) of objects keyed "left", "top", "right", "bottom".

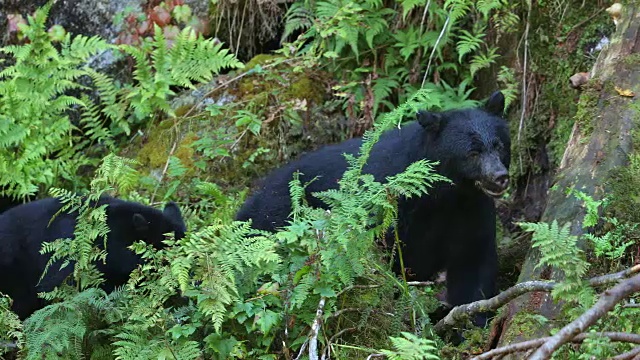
[
  {"left": 435, "top": 265, "right": 640, "bottom": 332},
  {"left": 471, "top": 332, "right": 640, "bottom": 360},
  {"left": 435, "top": 280, "right": 555, "bottom": 333},
  {"left": 611, "top": 346, "right": 640, "bottom": 360},
  {"left": 589, "top": 264, "right": 640, "bottom": 287},
  {"left": 529, "top": 274, "right": 640, "bottom": 360}
]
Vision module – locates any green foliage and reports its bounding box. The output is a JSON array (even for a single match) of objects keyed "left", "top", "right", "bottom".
[
  {"left": 42, "top": 155, "right": 140, "bottom": 295},
  {"left": 572, "top": 190, "right": 636, "bottom": 267},
  {"left": 0, "top": 2, "right": 114, "bottom": 199},
  {"left": 22, "top": 288, "right": 125, "bottom": 360},
  {"left": 0, "top": 294, "right": 23, "bottom": 356},
  {"left": 379, "top": 332, "right": 440, "bottom": 360},
  {"left": 519, "top": 220, "right": 594, "bottom": 313},
  {"left": 518, "top": 189, "right": 640, "bottom": 359},
  {"left": 112, "top": 88, "right": 448, "bottom": 358},
  {"left": 283, "top": 0, "right": 518, "bottom": 123},
  {"left": 119, "top": 25, "right": 244, "bottom": 123},
  {"left": 0, "top": 1, "right": 243, "bottom": 201}
]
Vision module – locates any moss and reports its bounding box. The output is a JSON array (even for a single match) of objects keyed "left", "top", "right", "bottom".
[
  {"left": 234, "top": 54, "right": 326, "bottom": 106},
  {"left": 136, "top": 126, "right": 174, "bottom": 168},
  {"left": 500, "top": 311, "right": 550, "bottom": 344},
  {"left": 604, "top": 102, "right": 640, "bottom": 227},
  {"left": 285, "top": 75, "right": 325, "bottom": 104},
  {"left": 622, "top": 53, "right": 640, "bottom": 65},
  {"left": 512, "top": 3, "right": 614, "bottom": 175},
  {"left": 244, "top": 53, "right": 281, "bottom": 71},
  {"left": 174, "top": 133, "right": 199, "bottom": 174},
  {"left": 573, "top": 84, "right": 600, "bottom": 136},
  {"left": 135, "top": 124, "right": 198, "bottom": 177}
]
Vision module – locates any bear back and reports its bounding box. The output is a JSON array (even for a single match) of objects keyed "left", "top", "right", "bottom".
[{"left": 0, "top": 195, "right": 187, "bottom": 319}]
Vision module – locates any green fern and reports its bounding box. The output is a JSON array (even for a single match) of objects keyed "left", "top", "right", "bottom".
[
  {"left": 0, "top": 1, "right": 114, "bottom": 199},
  {"left": 476, "top": 0, "right": 507, "bottom": 19},
  {"left": 456, "top": 29, "right": 486, "bottom": 63},
  {"left": 469, "top": 46, "right": 500, "bottom": 77},
  {"left": 519, "top": 220, "right": 595, "bottom": 311},
  {"left": 379, "top": 332, "right": 440, "bottom": 360},
  {"left": 120, "top": 25, "right": 243, "bottom": 122},
  {"left": 22, "top": 288, "right": 124, "bottom": 360}
]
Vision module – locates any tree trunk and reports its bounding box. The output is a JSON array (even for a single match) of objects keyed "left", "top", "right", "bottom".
[{"left": 496, "top": 2, "right": 640, "bottom": 354}]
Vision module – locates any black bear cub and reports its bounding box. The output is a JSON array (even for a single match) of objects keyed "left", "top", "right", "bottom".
[
  {"left": 237, "top": 91, "right": 511, "bottom": 328},
  {"left": 0, "top": 195, "right": 187, "bottom": 319}
]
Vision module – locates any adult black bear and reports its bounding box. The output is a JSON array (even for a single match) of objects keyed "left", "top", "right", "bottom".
[
  {"left": 236, "top": 91, "right": 510, "bottom": 327},
  {"left": 0, "top": 195, "right": 187, "bottom": 319}
]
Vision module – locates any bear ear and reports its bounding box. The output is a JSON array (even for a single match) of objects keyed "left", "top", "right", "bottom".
[
  {"left": 132, "top": 213, "right": 150, "bottom": 233},
  {"left": 163, "top": 202, "right": 183, "bottom": 222},
  {"left": 485, "top": 91, "right": 505, "bottom": 116},
  {"left": 417, "top": 110, "right": 443, "bottom": 134},
  {"left": 163, "top": 202, "right": 187, "bottom": 238}
]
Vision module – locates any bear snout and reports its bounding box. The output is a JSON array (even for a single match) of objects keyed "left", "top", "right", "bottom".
[
  {"left": 475, "top": 170, "right": 509, "bottom": 198},
  {"left": 493, "top": 173, "right": 509, "bottom": 190}
]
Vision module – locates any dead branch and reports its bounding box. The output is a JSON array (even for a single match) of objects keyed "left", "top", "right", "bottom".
[
  {"left": 590, "top": 264, "right": 640, "bottom": 286},
  {"left": 435, "top": 280, "right": 555, "bottom": 333},
  {"left": 529, "top": 274, "right": 640, "bottom": 360},
  {"left": 472, "top": 332, "right": 640, "bottom": 360},
  {"left": 611, "top": 346, "right": 640, "bottom": 360},
  {"left": 435, "top": 265, "right": 640, "bottom": 332}
]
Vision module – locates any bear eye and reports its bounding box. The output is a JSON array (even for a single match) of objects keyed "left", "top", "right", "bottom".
[
  {"left": 493, "top": 140, "right": 503, "bottom": 150},
  {"left": 468, "top": 150, "right": 480, "bottom": 158}
]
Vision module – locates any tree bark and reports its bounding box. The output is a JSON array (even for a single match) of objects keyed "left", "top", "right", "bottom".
[{"left": 496, "top": 2, "right": 640, "bottom": 355}]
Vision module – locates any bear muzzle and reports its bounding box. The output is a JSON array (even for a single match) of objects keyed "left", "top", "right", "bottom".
[{"left": 475, "top": 173, "right": 509, "bottom": 198}]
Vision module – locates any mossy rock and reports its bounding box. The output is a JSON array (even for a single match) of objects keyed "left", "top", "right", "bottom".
[
  {"left": 233, "top": 53, "right": 327, "bottom": 107},
  {"left": 136, "top": 126, "right": 175, "bottom": 169}
]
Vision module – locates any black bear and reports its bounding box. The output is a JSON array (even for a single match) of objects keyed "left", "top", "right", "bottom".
[
  {"left": 236, "top": 91, "right": 510, "bottom": 328},
  {"left": 0, "top": 195, "right": 187, "bottom": 319}
]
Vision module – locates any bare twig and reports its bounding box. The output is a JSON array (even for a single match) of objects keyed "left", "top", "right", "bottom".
[
  {"left": 150, "top": 141, "right": 178, "bottom": 203},
  {"left": 435, "top": 265, "right": 640, "bottom": 332},
  {"left": 321, "top": 327, "right": 357, "bottom": 360},
  {"left": 419, "top": 0, "right": 431, "bottom": 32},
  {"left": 564, "top": 8, "right": 606, "bottom": 38},
  {"left": 421, "top": 14, "right": 450, "bottom": 88},
  {"left": 366, "top": 354, "right": 385, "bottom": 360},
  {"left": 517, "top": 0, "right": 532, "bottom": 174},
  {"left": 181, "top": 58, "right": 296, "bottom": 119},
  {"left": 406, "top": 280, "right": 436, "bottom": 287},
  {"left": 472, "top": 332, "right": 640, "bottom": 360},
  {"left": 309, "top": 297, "right": 327, "bottom": 360},
  {"left": 611, "top": 346, "right": 640, "bottom": 360},
  {"left": 294, "top": 341, "right": 309, "bottom": 360},
  {"left": 529, "top": 274, "right": 640, "bottom": 360},
  {"left": 335, "top": 284, "right": 381, "bottom": 298}
]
